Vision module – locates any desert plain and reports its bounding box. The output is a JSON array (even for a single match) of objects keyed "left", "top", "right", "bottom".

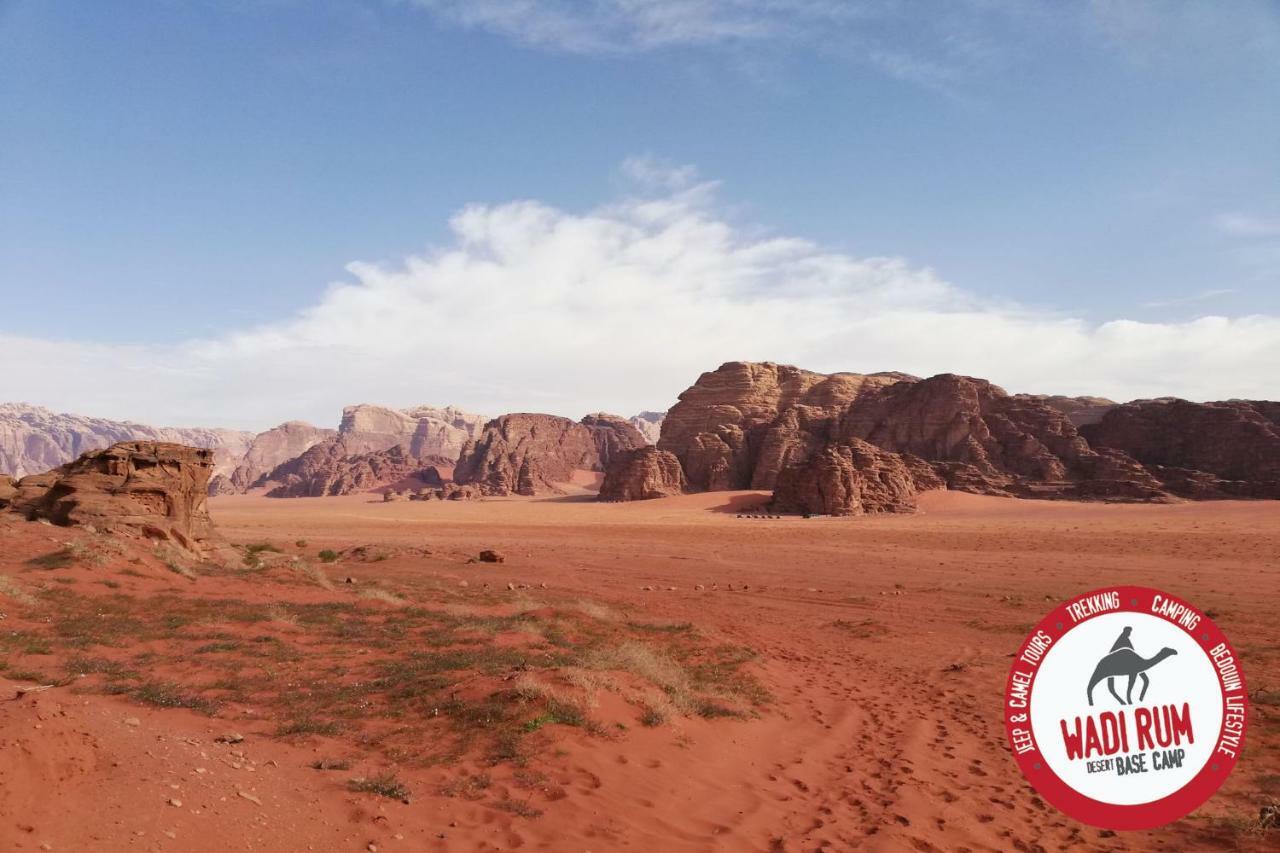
[{"left": 1, "top": 487, "right": 1276, "bottom": 852}]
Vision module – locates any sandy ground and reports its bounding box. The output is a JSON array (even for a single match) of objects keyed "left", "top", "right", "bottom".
[{"left": 2, "top": 490, "right": 1278, "bottom": 851}]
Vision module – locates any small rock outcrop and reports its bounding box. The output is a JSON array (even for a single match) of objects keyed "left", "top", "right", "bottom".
[
  {"left": 1083, "top": 399, "right": 1280, "bottom": 498},
  {"left": 264, "top": 441, "right": 447, "bottom": 498},
  {"left": 599, "top": 447, "right": 687, "bottom": 501},
  {"left": 7, "top": 441, "right": 223, "bottom": 555},
  {"left": 0, "top": 474, "right": 16, "bottom": 509},
  {"left": 454, "top": 413, "right": 644, "bottom": 496},
  {"left": 771, "top": 439, "right": 941, "bottom": 516}
]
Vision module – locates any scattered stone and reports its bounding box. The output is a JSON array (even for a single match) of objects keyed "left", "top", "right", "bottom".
[
  {"left": 123, "top": 717, "right": 141, "bottom": 727},
  {"left": 215, "top": 732, "right": 244, "bottom": 744},
  {"left": 478, "top": 550, "right": 505, "bottom": 563},
  {"left": 506, "top": 582, "right": 516, "bottom": 591},
  {"left": 457, "top": 580, "right": 468, "bottom": 588},
  {"left": 167, "top": 798, "right": 182, "bottom": 808},
  {"left": 236, "top": 790, "right": 262, "bottom": 806}
]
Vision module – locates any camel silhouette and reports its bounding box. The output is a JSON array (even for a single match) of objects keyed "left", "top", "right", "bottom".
[{"left": 1086, "top": 628, "right": 1177, "bottom": 706}]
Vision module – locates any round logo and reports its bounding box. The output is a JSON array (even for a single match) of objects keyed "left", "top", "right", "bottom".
[{"left": 1004, "top": 586, "right": 1247, "bottom": 830}]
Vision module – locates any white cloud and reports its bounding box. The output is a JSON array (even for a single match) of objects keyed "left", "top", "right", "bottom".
[{"left": 3, "top": 165, "right": 1279, "bottom": 430}]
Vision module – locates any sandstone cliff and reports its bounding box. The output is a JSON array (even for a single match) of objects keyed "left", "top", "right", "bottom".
[
  {"left": 209, "top": 421, "right": 336, "bottom": 495},
  {"left": 263, "top": 441, "right": 448, "bottom": 498},
  {"left": 657, "top": 362, "right": 914, "bottom": 491},
  {"left": 1017, "top": 395, "right": 1118, "bottom": 427},
  {"left": 454, "top": 413, "right": 645, "bottom": 496},
  {"left": 0, "top": 403, "right": 253, "bottom": 481},
  {"left": 339, "top": 404, "right": 486, "bottom": 458},
  {"left": 599, "top": 447, "right": 687, "bottom": 501},
  {"left": 7, "top": 441, "right": 223, "bottom": 556},
  {"left": 1083, "top": 399, "right": 1280, "bottom": 498},
  {"left": 628, "top": 411, "right": 666, "bottom": 444},
  {"left": 771, "top": 439, "right": 942, "bottom": 516}
]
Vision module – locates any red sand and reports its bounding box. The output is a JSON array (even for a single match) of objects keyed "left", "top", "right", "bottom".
[{"left": 2, "top": 491, "right": 1277, "bottom": 850}]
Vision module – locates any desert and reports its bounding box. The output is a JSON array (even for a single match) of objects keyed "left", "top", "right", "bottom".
[
  {"left": 2, "top": 361, "right": 1279, "bottom": 851},
  {"left": 5, "top": 4, "right": 1280, "bottom": 849}
]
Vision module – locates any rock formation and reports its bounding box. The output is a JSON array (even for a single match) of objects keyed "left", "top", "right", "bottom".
[
  {"left": 1018, "top": 395, "right": 1118, "bottom": 428},
  {"left": 599, "top": 447, "right": 687, "bottom": 501},
  {"left": 771, "top": 439, "right": 942, "bottom": 516},
  {"left": 1083, "top": 399, "right": 1280, "bottom": 498},
  {"left": 581, "top": 414, "right": 648, "bottom": 469},
  {"left": 338, "top": 404, "right": 486, "bottom": 458},
  {"left": 6, "top": 441, "right": 223, "bottom": 555},
  {"left": 657, "top": 362, "right": 915, "bottom": 492},
  {"left": 0, "top": 474, "right": 16, "bottom": 509},
  {"left": 454, "top": 413, "right": 645, "bottom": 496},
  {"left": 208, "top": 421, "right": 336, "bottom": 495},
  {"left": 264, "top": 441, "right": 448, "bottom": 498},
  {"left": 628, "top": 411, "right": 666, "bottom": 444},
  {"left": 0, "top": 403, "right": 253, "bottom": 481}
]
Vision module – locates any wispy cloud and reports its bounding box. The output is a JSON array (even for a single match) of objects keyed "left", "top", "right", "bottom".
[
  {"left": 3, "top": 161, "right": 1279, "bottom": 429},
  {"left": 1215, "top": 212, "right": 1280, "bottom": 239}
]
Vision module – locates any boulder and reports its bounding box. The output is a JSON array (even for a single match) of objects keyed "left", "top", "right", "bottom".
[
  {"left": 7, "top": 441, "right": 222, "bottom": 555},
  {"left": 0, "top": 474, "right": 16, "bottom": 509},
  {"left": 599, "top": 447, "right": 687, "bottom": 501}
]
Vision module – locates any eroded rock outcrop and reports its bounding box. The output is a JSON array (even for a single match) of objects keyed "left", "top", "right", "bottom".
[
  {"left": 454, "top": 413, "right": 644, "bottom": 496},
  {"left": 0, "top": 403, "right": 253, "bottom": 481},
  {"left": 264, "top": 441, "right": 448, "bottom": 498},
  {"left": 7, "top": 441, "right": 223, "bottom": 555},
  {"left": 771, "top": 439, "right": 942, "bottom": 516},
  {"left": 1019, "top": 395, "right": 1118, "bottom": 428},
  {"left": 339, "top": 404, "right": 486, "bottom": 458},
  {"left": 838, "top": 374, "right": 1164, "bottom": 500},
  {"left": 209, "top": 421, "right": 336, "bottom": 495},
  {"left": 599, "top": 447, "right": 687, "bottom": 501},
  {"left": 658, "top": 362, "right": 914, "bottom": 492},
  {"left": 1083, "top": 399, "right": 1280, "bottom": 498}
]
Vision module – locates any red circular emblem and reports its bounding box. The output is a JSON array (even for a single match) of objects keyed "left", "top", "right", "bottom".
[{"left": 1005, "top": 586, "right": 1247, "bottom": 830}]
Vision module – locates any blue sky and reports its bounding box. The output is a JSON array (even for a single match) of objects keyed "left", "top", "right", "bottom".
[{"left": 2, "top": 1, "right": 1279, "bottom": 429}]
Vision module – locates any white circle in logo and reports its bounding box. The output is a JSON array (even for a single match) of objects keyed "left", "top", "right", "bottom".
[{"left": 1030, "top": 611, "right": 1223, "bottom": 806}]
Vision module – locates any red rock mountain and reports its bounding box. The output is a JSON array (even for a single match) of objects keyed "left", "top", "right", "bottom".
[
  {"left": 6, "top": 441, "right": 223, "bottom": 556},
  {"left": 1082, "top": 399, "right": 1280, "bottom": 498},
  {"left": 455, "top": 413, "right": 646, "bottom": 496},
  {"left": 771, "top": 439, "right": 942, "bottom": 516},
  {"left": 209, "top": 421, "right": 337, "bottom": 495},
  {"left": 657, "top": 362, "right": 913, "bottom": 492},
  {"left": 263, "top": 442, "right": 448, "bottom": 498}
]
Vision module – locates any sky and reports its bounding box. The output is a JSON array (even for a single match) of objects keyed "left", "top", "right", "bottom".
[{"left": 1, "top": 0, "right": 1278, "bottom": 431}]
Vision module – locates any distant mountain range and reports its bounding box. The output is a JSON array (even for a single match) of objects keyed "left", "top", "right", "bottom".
[{"left": 0, "top": 402, "right": 666, "bottom": 494}]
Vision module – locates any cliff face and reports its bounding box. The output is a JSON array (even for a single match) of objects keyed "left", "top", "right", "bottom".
[
  {"left": 0, "top": 403, "right": 253, "bottom": 481},
  {"left": 628, "top": 411, "right": 666, "bottom": 444},
  {"left": 656, "top": 362, "right": 912, "bottom": 492},
  {"left": 1082, "top": 399, "right": 1280, "bottom": 498},
  {"left": 599, "top": 447, "right": 687, "bottom": 501},
  {"left": 454, "top": 413, "right": 644, "bottom": 496},
  {"left": 7, "top": 441, "right": 223, "bottom": 556},
  {"left": 262, "top": 441, "right": 448, "bottom": 498},
  {"left": 209, "top": 421, "right": 336, "bottom": 495},
  {"left": 771, "top": 439, "right": 942, "bottom": 516},
  {"left": 339, "top": 404, "right": 486, "bottom": 458}
]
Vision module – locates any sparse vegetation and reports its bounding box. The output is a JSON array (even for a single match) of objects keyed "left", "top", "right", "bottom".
[
  {"left": 27, "top": 549, "right": 76, "bottom": 570},
  {"left": 348, "top": 772, "right": 410, "bottom": 800},
  {"left": 317, "top": 549, "right": 339, "bottom": 563}
]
